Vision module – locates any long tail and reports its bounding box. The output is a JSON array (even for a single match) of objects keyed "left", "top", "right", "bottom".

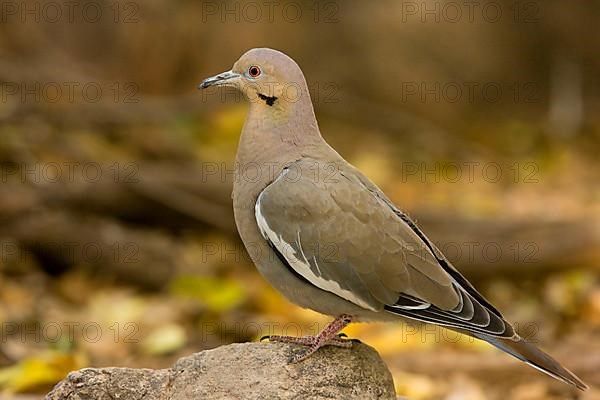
[{"left": 474, "top": 333, "right": 588, "bottom": 390}]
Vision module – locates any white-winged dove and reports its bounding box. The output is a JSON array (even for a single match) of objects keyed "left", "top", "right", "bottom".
[{"left": 199, "top": 48, "right": 587, "bottom": 390}]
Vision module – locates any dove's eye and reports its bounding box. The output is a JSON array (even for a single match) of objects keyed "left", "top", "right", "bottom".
[{"left": 248, "top": 65, "right": 261, "bottom": 78}]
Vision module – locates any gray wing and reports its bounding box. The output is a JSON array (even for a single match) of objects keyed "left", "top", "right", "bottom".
[{"left": 255, "top": 158, "right": 515, "bottom": 338}]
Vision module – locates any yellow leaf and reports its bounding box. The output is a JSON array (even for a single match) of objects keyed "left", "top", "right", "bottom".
[
  {"left": 0, "top": 351, "right": 85, "bottom": 393},
  {"left": 170, "top": 275, "right": 247, "bottom": 313},
  {"left": 140, "top": 324, "right": 186, "bottom": 355}
]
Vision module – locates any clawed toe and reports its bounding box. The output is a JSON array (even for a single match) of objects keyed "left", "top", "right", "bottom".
[
  {"left": 288, "top": 347, "right": 317, "bottom": 364},
  {"left": 265, "top": 315, "right": 355, "bottom": 363},
  {"left": 287, "top": 352, "right": 303, "bottom": 364},
  {"left": 326, "top": 338, "right": 354, "bottom": 348},
  {"left": 264, "top": 335, "right": 317, "bottom": 346}
]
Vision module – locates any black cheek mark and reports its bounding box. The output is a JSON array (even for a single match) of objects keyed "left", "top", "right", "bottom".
[{"left": 258, "top": 93, "right": 278, "bottom": 106}]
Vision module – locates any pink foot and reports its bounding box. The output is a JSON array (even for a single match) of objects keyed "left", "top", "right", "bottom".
[{"left": 261, "top": 315, "right": 354, "bottom": 363}]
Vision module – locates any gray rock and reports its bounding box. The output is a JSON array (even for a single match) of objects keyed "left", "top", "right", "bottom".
[{"left": 45, "top": 342, "right": 396, "bottom": 400}]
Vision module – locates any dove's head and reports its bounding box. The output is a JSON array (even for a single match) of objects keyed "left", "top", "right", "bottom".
[{"left": 199, "top": 48, "right": 311, "bottom": 110}]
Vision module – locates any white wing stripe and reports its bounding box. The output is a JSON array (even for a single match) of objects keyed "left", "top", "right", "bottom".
[{"left": 255, "top": 191, "right": 378, "bottom": 311}]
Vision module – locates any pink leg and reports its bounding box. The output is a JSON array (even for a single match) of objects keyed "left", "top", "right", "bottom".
[{"left": 263, "top": 315, "right": 354, "bottom": 363}]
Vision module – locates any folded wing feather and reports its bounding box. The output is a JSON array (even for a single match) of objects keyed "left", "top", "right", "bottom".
[{"left": 255, "top": 158, "right": 514, "bottom": 338}]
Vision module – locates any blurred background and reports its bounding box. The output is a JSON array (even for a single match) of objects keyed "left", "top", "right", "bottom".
[{"left": 1, "top": 0, "right": 599, "bottom": 398}]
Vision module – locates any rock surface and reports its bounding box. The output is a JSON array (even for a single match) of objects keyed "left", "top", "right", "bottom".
[{"left": 45, "top": 342, "right": 396, "bottom": 400}]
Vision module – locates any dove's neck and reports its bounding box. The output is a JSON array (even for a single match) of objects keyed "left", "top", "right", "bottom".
[
  {"left": 233, "top": 92, "right": 338, "bottom": 214},
  {"left": 231, "top": 88, "right": 342, "bottom": 245},
  {"left": 235, "top": 91, "right": 324, "bottom": 170}
]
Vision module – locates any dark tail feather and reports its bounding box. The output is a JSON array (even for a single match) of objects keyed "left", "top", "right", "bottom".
[{"left": 475, "top": 333, "right": 588, "bottom": 391}]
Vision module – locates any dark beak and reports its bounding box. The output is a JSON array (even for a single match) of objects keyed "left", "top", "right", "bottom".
[{"left": 198, "top": 70, "right": 240, "bottom": 89}]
